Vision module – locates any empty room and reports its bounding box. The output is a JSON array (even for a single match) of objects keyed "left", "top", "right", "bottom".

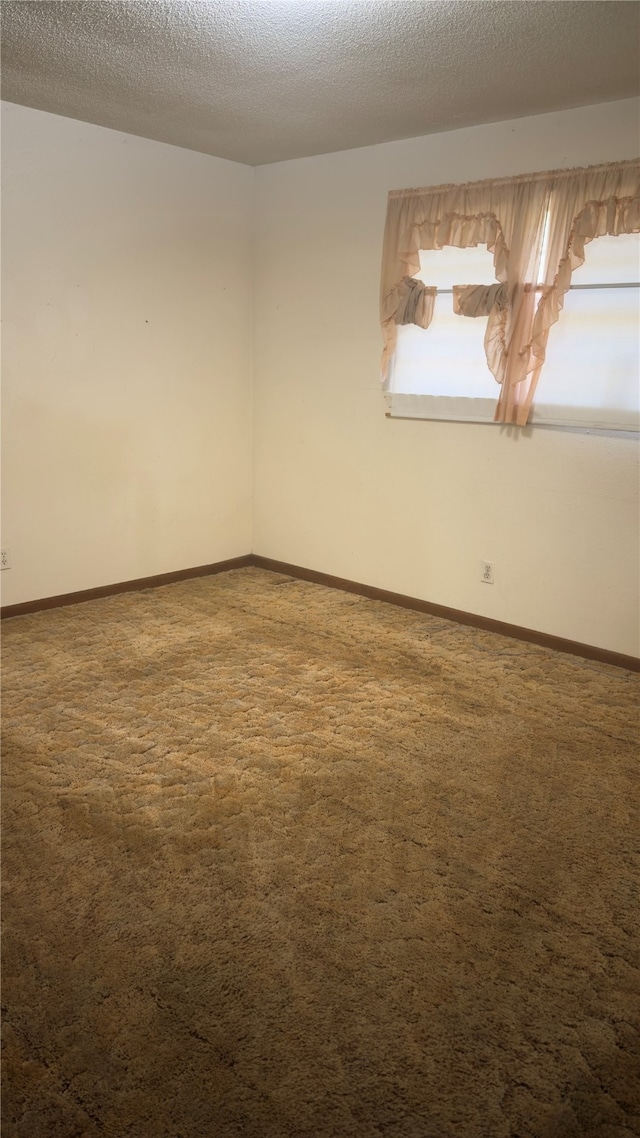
[{"left": 1, "top": 2, "right": 639, "bottom": 1136}]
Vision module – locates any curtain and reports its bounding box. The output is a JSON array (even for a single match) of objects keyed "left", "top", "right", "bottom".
[{"left": 380, "top": 160, "right": 640, "bottom": 425}]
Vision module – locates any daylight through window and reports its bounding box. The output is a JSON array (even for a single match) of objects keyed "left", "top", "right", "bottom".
[{"left": 388, "top": 232, "right": 640, "bottom": 429}]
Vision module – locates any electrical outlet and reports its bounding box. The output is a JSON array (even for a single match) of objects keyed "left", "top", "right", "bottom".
[
  {"left": 481, "top": 560, "right": 494, "bottom": 584},
  {"left": 1, "top": 548, "right": 11, "bottom": 570}
]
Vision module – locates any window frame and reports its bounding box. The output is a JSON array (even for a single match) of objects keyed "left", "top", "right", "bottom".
[{"left": 386, "top": 232, "right": 640, "bottom": 432}]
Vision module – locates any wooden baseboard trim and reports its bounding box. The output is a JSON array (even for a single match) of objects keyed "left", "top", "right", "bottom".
[
  {"left": 250, "top": 555, "right": 640, "bottom": 673},
  {"left": 3, "top": 551, "right": 637, "bottom": 671},
  {"left": 0, "top": 555, "right": 254, "bottom": 619}
]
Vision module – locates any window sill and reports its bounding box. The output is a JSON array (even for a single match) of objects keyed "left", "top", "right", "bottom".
[{"left": 384, "top": 393, "right": 640, "bottom": 432}]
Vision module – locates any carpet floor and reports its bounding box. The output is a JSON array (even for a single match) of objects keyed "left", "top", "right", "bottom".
[{"left": 2, "top": 567, "right": 639, "bottom": 1138}]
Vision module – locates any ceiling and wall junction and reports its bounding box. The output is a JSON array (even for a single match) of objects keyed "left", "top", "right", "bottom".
[{"left": 2, "top": 1, "right": 638, "bottom": 165}]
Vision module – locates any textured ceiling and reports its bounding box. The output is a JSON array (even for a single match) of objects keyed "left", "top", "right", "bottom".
[{"left": 1, "top": 1, "right": 639, "bottom": 166}]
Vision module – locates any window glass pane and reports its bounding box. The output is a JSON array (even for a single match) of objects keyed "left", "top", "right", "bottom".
[
  {"left": 571, "top": 232, "right": 640, "bottom": 285},
  {"left": 391, "top": 245, "right": 498, "bottom": 398},
  {"left": 535, "top": 285, "right": 640, "bottom": 413},
  {"left": 414, "top": 245, "right": 496, "bottom": 289},
  {"left": 391, "top": 293, "right": 497, "bottom": 398}
]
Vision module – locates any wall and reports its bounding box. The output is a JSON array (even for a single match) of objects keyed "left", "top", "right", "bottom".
[
  {"left": 253, "top": 99, "right": 640, "bottom": 656},
  {"left": 3, "top": 99, "right": 639, "bottom": 655},
  {"left": 1, "top": 102, "right": 253, "bottom": 606}
]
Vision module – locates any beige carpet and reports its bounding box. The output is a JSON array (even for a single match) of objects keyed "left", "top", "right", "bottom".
[{"left": 2, "top": 567, "right": 639, "bottom": 1138}]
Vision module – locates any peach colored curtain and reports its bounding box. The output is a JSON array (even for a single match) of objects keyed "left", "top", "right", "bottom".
[{"left": 380, "top": 161, "right": 640, "bottom": 425}]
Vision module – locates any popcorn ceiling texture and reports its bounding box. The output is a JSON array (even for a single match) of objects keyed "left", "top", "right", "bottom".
[
  {"left": 1, "top": 1, "right": 639, "bottom": 165},
  {"left": 2, "top": 568, "right": 639, "bottom": 1137}
]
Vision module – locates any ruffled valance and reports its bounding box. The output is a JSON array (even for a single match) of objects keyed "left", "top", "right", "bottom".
[{"left": 380, "top": 160, "right": 640, "bottom": 425}]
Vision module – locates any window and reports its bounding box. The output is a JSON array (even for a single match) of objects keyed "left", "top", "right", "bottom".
[
  {"left": 387, "top": 232, "right": 640, "bottom": 430},
  {"left": 532, "top": 233, "right": 639, "bottom": 429},
  {"left": 380, "top": 160, "right": 640, "bottom": 427}
]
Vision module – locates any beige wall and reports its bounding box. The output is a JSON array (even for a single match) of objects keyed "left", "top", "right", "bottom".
[
  {"left": 1, "top": 103, "right": 253, "bottom": 606},
  {"left": 253, "top": 99, "right": 640, "bottom": 656}
]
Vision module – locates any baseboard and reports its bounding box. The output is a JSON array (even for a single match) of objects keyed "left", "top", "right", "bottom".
[
  {"left": 0, "top": 555, "right": 253, "bottom": 619},
  {"left": 3, "top": 551, "right": 638, "bottom": 672},
  {"left": 250, "top": 555, "right": 640, "bottom": 673}
]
